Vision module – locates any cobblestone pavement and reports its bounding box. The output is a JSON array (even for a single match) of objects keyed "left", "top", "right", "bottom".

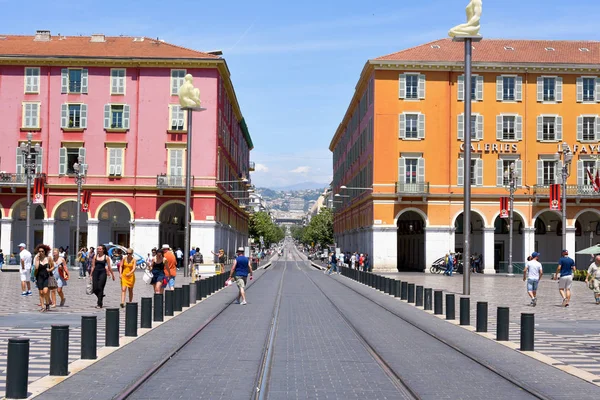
[{"left": 382, "top": 272, "right": 600, "bottom": 378}]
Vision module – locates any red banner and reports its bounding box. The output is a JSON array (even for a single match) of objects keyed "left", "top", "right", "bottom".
[
  {"left": 500, "top": 197, "right": 509, "bottom": 218},
  {"left": 549, "top": 184, "right": 561, "bottom": 210},
  {"left": 32, "top": 177, "right": 45, "bottom": 205},
  {"left": 81, "top": 190, "right": 91, "bottom": 212}
]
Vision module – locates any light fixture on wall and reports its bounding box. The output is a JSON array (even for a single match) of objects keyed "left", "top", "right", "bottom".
[
  {"left": 19, "top": 208, "right": 26, "bottom": 220},
  {"left": 172, "top": 216, "right": 178, "bottom": 224},
  {"left": 60, "top": 209, "right": 69, "bottom": 220}
]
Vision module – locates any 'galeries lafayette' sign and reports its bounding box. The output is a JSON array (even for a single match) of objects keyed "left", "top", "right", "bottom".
[
  {"left": 459, "top": 143, "right": 518, "bottom": 153},
  {"left": 558, "top": 144, "right": 600, "bottom": 154}
]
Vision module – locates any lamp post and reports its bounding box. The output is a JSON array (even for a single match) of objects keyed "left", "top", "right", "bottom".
[
  {"left": 557, "top": 143, "right": 572, "bottom": 251},
  {"left": 20, "top": 132, "right": 40, "bottom": 249},
  {"left": 73, "top": 157, "right": 87, "bottom": 254},
  {"left": 503, "top": 162, "right": 519, "bottom": 276}
]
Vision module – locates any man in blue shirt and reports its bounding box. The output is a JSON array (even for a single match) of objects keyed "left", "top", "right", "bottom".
[
  {"left": 229, "top": 247, "right": 252, "bottom": 305},
  {"left": 555, "top": 249, "right": 576, "bottom": 307}
]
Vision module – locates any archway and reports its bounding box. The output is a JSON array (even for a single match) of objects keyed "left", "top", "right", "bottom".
[
  {"left": 97, "top": 201, "right": 132, "bottom": 247},
  {"left": 11, "top": 201, "right": 46, "bottom": 253},
  {"left": 493, "top": 213, "right": 525, "bottom": 273},
  {"left": 454, "top": 211, "right": 486, "bottom": 268},
  {"left": 396, "top": 210, "right": 426, "bottom": 272},
  {"left": 53, "top": 200, "right": 88, "bottom": 259},
  {"left": 533, "top": 210, "right": 562, "bottom": 264},
  {"left": 575, "top": 210, "right": 600, "bottom": 269},
  {"left": 159, "top": 203, "right": 186, "bottom": 251}
]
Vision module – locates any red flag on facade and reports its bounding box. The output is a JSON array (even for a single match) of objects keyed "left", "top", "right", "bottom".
[
  {"left": 32, "top": 177, "right": 44, "bottom": 205},
  {"left": 595, "top": 169, "right": 600, "bottom": 192},
  {"left": 81, "top": 190, "right": 91, "bottom": 212},
  {"left": 587, "top": 168, "right": 599, "bottom": 192},
  {"left": 499, "top": 197, "right": 509, "bottom": 218},
  {"left": 549, "top": 184, "right": 561, "bottom": 210}
]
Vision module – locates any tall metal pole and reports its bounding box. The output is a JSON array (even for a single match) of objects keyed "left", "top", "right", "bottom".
[
  {"left": 76, "top": 176, "right": 82, "bottom": 255},
  {"left": 561, "top": 161, "right": 567, "bottom": 251},
  {"left": 507, "top": 172, "right": 515, "bottom": 276},
  {"left": 463, "top": 38, "right": 472, "bottom": 295},
  {"left": 183, "top": 109, "right": 193, "bottom": 278},
  {"left": 25, "top": 138, "right": 32, "bottom": 250}
]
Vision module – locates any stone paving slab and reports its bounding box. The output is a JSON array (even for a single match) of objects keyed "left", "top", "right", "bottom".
[
  {"left": 382, "top": 272, "right": 600, "bottom": 377},
  {"left": 331, "top": 271, "right": 600, "bottom": 399}
]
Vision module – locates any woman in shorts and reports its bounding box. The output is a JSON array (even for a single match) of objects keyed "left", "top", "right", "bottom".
[
  {"left": 51, "top": 248, "right": 68, "bottom": 307},
  {"left": 149, "top": 249, "right": 166, "bottom": 294},
  {"left": 585, "top": 255, "right": 600, "bottom": 304},
  {"left": 33, "top": 244, "right": 54, "bottom": 312}
]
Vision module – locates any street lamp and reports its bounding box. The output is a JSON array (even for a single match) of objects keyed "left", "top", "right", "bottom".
[
  {"left": 19, "top": 132, "right": 40, "bottom": 249},
  {"left": 556, "top": 143, "right": 573, "bottom": 251},
  {"left": 503, "top": 162, "right": 520, "bottom": 276},
  {"left": 73, "top": 156, "right": 87, "bottom": 253},
  {"left": 340, "top": 185, "right": 373, "bottom": 191}
]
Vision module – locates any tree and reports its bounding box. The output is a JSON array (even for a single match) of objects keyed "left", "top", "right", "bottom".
[
  {"left": 249, "top": 211, "right": 284, "bottom": 247},
  {"left": 301, "top": 208, "right": 333, "bottom": 248}
]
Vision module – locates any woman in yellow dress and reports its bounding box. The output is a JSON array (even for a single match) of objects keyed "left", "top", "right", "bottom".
[{"left": 120, "top": 248, "right": 136, "bottom": 308}]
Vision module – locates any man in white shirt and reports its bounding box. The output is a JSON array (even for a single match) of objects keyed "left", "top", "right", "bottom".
[
  {"left": 523, "top": 251, "right": 543, "bottom": 306},
  {"left": 18, "top": 243, "right": 33, "bottom": 296},
  {"left": 175, "top": 247, "right": 183, "bottom": 271}
]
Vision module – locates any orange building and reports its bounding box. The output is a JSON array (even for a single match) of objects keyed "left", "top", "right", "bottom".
[{"left": 330, "top": 39, "right": 600, "bottom": 273}]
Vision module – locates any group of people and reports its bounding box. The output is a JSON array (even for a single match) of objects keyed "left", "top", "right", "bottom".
[
  {"left": 326, "top": 251, "right": 370, "bottom": 275},
  {"left": 523, "top": 249, "right": 600, "bottom": 307}
]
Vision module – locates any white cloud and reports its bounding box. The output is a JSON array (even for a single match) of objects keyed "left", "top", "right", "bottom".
[
  {"left": 290, "top": 166, "right": 311, "bottom": 174},
  {"left": 254, "top": 163, "right": 269, "bottom": 173}
]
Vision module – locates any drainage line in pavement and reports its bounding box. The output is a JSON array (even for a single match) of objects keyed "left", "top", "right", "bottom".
[{"left": 113, "top": 262, "right": 276, "bottom": 400}]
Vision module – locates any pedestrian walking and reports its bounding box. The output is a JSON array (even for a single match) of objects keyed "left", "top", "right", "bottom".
[
  {"left": 51, "top": 248, "right": 68, "bottom": 307},
  {"left": 91, "top": 244, "right": 115, "bottom": 309},
  {"left": 86, "top": 247, "right": 95, "bottom": 276},
  {"left": 149, "top": 249, "right": 166, "bottom": 294},
  {"left": 119, "top": 248, "right": 136, "bottom": 308},
  {"left": 585, "top": 255, "right": 600, "bottom": 304},
  {"left": 77, "top": 247, "right": 88, "bottom": 278},
  {"left": 327, "top": 252, "right": 339, "bottom": 275},
  {"left": 523, "top": 252, "right": 543, "bottom": 306},
  {"left": 0, "top": 249, "right": 4, "bottom": 272},
  {"left": 364, "top": 253, "right": 370, "bottom": 272},
  {"left": 555, "top": 249, "right": 576, "bottom": 307},
  {"left": 228, "top": 247, "right": 252, "bottom": 305},
  {"left": 350, "top": 252, "right": 356, "bottom": 270},
  {"left": 211, "top": 249, "right": 225, "bottom": 275},
  {"left": 444, "top": 253, "right": 454, "bottom": 276},
  {"left": 175, "top": 247, "right": 183, "bottom": 271},
  {"left": 33, "top": 244, "right": 53, "bottom": 312},
  {"left": 18, "top": 243, "right": 33, "bottom": 296},
  {"left": 162, "top": 244, "right": 177, "bottom": 290}
]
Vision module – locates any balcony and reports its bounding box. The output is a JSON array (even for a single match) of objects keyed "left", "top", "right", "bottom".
[
  {"left": 156, "top": 174, "right": 186, "bottom": 189},
  {"left": 249, "top": 161, "right": 255, "bottom": 171},
  {"left": 0, "top": 173, "right": 46, "bottom": 187},
  {"left": 533, "top": 184, "right": 600, "bottom": 198},
  {"left": 396, "top": 182, "right": 429, "bottom": 201}
]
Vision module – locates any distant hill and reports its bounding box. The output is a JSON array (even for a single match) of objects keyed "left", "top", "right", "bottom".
[{"left": 271, "top": 182, "right": 327, "bottom": 191}]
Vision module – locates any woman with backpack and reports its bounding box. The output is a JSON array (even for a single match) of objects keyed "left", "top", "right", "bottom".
[{"left": 51, "top": 248, "right": 69, "bottom": 307}]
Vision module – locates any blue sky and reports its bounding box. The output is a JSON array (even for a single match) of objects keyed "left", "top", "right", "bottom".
[{"left": 2, "top": 0, "right": 600, "bottom": 188}]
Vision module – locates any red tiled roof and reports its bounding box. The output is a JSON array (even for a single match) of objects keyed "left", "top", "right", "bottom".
[
  {"left": 374, "top": 38, "right": 600, "bottom": 65},
  {"left": 0, "top": 33, "right": 220, "bottom": 59}
]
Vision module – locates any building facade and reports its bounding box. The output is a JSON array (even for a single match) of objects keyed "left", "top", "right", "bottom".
[
  {"left": 0, "top": 31, "right": 253, "bottom": 259},
  {"left": 330, "top": 39, "right": 600, "bottom": 272}
]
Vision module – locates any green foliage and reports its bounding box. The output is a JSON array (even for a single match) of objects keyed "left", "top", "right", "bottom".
[
  {"left": 249, "top": 211, "right": 284, "bottom": 247},
  {"left": 297, "top": 208, "right": 333, "bottom": 248}
]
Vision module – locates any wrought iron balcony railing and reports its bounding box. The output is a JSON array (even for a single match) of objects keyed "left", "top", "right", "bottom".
[
  {"left": 156, "top": 174, "right": 186, "bottom": 189},
  {"left": 0, "top": 173, "right": 46, "bottom": 187},
  {"left": 533, "top": 184, "right": 600, "bottom": 197},
  {"left": 396, "top": 182, "right": 430, "bottom": 195}
]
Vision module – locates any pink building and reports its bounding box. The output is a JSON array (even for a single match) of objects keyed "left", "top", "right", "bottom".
[{"left": 0, "top": 30, "right": 254, "bottom": 259}]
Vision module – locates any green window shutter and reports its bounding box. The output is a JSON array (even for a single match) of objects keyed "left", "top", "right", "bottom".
[
  {"left": 556, "top": 116, "right": 563, "bottom": 141},
  {"left": 476, "top": 114, "right": 484, "bottom": 140},
  {"left": 123, "top": 104, "right": 131, "bottom": 129},
  {"left": 537, "top": 77, "right": 543, "bottom": 102},
  {"left": 515, "top": 115, "right": 523, "bottom": 141},
  {"left": 515, "top": 76, "right": 523, "bottom": 101},
  {"left": 59, "top": 148, "right": 67, "bottom": 175},
  {"left": 496, "top": 76, "right": 503, "bottom": 101},
  {"left": 457, "top": 114, "right": 464, "bottom": 140},
  {"left": 418, "top": 74, "right": 426, "bottom": 99},
  {"left": 16, "top": 148, "right": 23, "bottom": 175},
  {"left": 496, "top": 159, "right": 504, "bottom": 186},
  {"left": 80, "top": 104, "right": 88, "bottom": 128},
  {"left": 577, "top": 116, "right": 583, "bottom": 141},
  {"left": 537, "top": 116, "right": 543, "bottom": 141},
  {"left": 81, "top": 69, "right": 89, "bottom": 94},
  {"left": 536, "top": 160, "right": 543, "bottom": 186},
  {"left": 60, "top": 104, "right": 68, "bottom": 128},
  {"left": 104, "top": 104, "right": 111, "bottom": 129},
  {"left": 556, "top": 77, "right": 563, "bottom": 102},
  {"left": 457, "top": 158, "right": 464, "bottom": 187},
  {"left": 576, "top": 77, "right": 583, "bottom": 102},
  {"left": 418, "top": 113, "right": 425, "bottom": 139},
  {"left": 398, "top": 114, "right": 405, "bottom": 139},
  {"left": 476, "top": 75, "right": 484, "bottom": 101},
  {"left": 458, "top": 75, "right": 465, "bottom": 101},
  {"left": 398, "top": 74, "right": 406, "bottom": 99},
  {"left": 35, "top": 147, "right": 43, "bottom": 173},
  {"left": 61, "top": 69, "right": 68, "bottom": 93}
]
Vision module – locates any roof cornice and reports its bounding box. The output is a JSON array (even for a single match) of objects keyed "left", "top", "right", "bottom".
[
  {"left": 370, "top": 59, "right": 600, "bottom": 73},
  {"left": 0, "top": 55, "right": 222, "bottom": 68}
]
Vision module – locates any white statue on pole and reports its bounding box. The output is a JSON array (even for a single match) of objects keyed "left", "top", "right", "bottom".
[
  {"left": 448, "top": 0, "right": 482, "bottom": 37},
  {"left": 178, "top": 74, "right": 202, "bottom": 108}
]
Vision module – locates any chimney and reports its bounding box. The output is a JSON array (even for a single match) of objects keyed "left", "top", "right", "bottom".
[
  {"left": 90, "top": 34, "right": 106, "bottom": 43},
  {"left": 34, "top": 30, "right": 51, "bottom": 41}
]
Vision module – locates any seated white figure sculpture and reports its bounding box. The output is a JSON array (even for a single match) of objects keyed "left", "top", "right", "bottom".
[
  {"left": 178, "top": 74, "right": 201, "bottom": 108},
  {"left": 448, "top": 0, "right": 482, "bottom": 37}
]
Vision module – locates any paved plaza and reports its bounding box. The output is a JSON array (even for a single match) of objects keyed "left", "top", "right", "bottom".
[{"left": 383, "top": 271, "right": 600, "bottom": 378}]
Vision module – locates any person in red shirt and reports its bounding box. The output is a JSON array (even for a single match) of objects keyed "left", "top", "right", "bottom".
[{"left": 162, "top": 244, "right": 177, "bottom": 290}]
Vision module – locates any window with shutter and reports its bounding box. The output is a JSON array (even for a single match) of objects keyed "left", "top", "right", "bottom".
[
  {"left": 496, "top": 159, "right": 504, "bottom": 186},
  {"left": 555, "top": 116, "right": 562, "bottom": 140},
  {"left": 418, "top": 114, "right": 425, "bottom": 139},
  {"left": 536, "top": 77, "right": 543, "bottom": 102},
  {"left": 476, "top": 75, "right": 483, "bottom": 101},
  {"left": 61, "top": 69, "right": 68, "bottom": 93},
  {"left": 398, "top": 74, "right": 406, "bottom": 99},
  {"left": 25, "top": 67, "right": 40, "bottom": 93},
  {"left": 536, "top": 160, "right": 544, "bottom": 185},
  {"left": 35, "top": 148, "right": 43, "bottom": 173},
  {"left": 496, "top": 76, "right": 503, "bottom": 101},
  {"left": 555, "top": 77, "right": 563, "bottom": 102},
  {"left": 457, "top": 158, "right": 464, "bottom": 187},
  {"left": 398, "top": 114, "right": 405, "bottom": 139},
  {"left": 417, "top": 158, "right": 425, "bottom": 183},
  {"left": 516, "top": 160, "right": 523, "bottom": 187},
  {"left": 169, "top": 105, "right": 186, "bottom": 131},
  {"left": 22, "top": 103, "right": 40, "bottom": 128},
  {"left": 110, "top": 69, "right": 126, "bottom": 95},
  {"left": 171, "top": 69, "right": 186, "bottom": 95},
  {"left": 457, "top": 114, "right": 464, "bottom": 140},
  {"left": 496, "top": 115, "right": 503, "bottom": 140},
  {"left": 582, "top": 116, "right": 596, "bottom": 141},
  {"left": 515, "top": 76, "right": 523, "bottom": 101},
  {"left": 405, "top": 74, "right": 419, "bottom": 99},
  {"left": 458, "top": 75, "right": 465, "bottom": 101},
  {"left": 80, "top": 104, "right": 88, "bottom": 128},
  {"left": 123, "top": 105, "right": 130, "bottom": 129},
  {"left": 418, "top": 74, "right": 426, "bottom": 99},
  {"left": 103, "top": 104, "right": 110, "bottom": 129},
  {"left": 59, "top": 148, "right": 67, "bottom": 175},
  {"left": 577, "top": 160, "right": 584, "bottom": 186},
  {"left": 476, "top": 159, "right": 483, "bottom": 186},
  {"left": 476, "top": 114, "right": 484, "bottom": 140},
  {"left": 404, "top": 159, "right": 417, "bottom": 184},
  {"left": 577, "top": 116, "right": 584, "bottom": 141},
  {"left": 64, "top": 104, "right": 83, "bottom": 129},
  {"left": 16, "top": 148, "right": 24, "bottom": 176}
]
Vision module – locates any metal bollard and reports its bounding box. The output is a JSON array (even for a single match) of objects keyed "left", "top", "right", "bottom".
[
  {"left": 476, "top": 302, "right": 488, "bottom": 332},
  {"left": 415, "top": 286, "right": 424, "bottom": 307},
  {"left": 50, "top": 325, "right": 69, "bottom": 376},
  {"left": 394, "top": 280, "right": 401, "bottom": 298},
  {"left": 434, "top": 290, "right": 443, "bottom": 314},
  {"left": 520, "top": 313, "right": 535, "bottom": 351},
  {"left": 460, "top": 298, "right": 470, "bottom": 325},
  {"left": 408, "top": 283, "right": 415, "bottom": 303},
  {"left": 401, "top": 281, "right": 408, "bottom": 300},
  {"left": 174, "top": 287, "right": 183, "bottom": 312},
  {"left": 105, "top": 308, "right": 120, "bottom": 347},
  {"left": 497, "top": 307, "right": 509, "bottom": 341},
  {"left": 125, "top": 303, "right": 138, "bottom": 337},
  {"left": 6, "top": 338, "right": 29, "bottom": 399},
  {"left": 189, "top": 283, "right": 197, "bottom": 305},
  {"left": 153, "top": 293, "right": 164, "bottom": 322},
  {"left": 196, "top": 280, "right": 202, "bottom": 300},
  {"left": 182, "top": 285, "right": 190, "bottom": 308},
  {"left": 446, "top": 294, "right": 455, "bottom": 320},
  {"left": 141, "top": 297, "right": 152, "bottom": 329},
  {"left": 81, "top": 316, "right": 97, "bottom": 359},
  {"left": 424, "top": 288, "right": 433, "bottom": 310},
  {"left": 165, "top": 290, "right": 174, "bottom": 316},
  {"left": 385, "top": 278, "right": 391, "bottom": 294}
]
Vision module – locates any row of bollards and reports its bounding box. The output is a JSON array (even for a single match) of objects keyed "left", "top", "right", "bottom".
[
  {"left": 339, "top": 267, "right": 535, "bottom": 353},
  {"left": 5, "top": 273, "right": 231, "bottom": 399}
]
